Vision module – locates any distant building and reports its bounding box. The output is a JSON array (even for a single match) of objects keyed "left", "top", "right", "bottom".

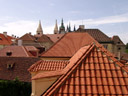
[
  {"left": 18, "top": 21, "right": 53, "bottom": 52},
  {"left": 0, "top": 57, "right": 39, "bottom": 82},
  {"left": 0, "top": 32, "right": 13, "bottom": 49},
  {"left": 59, "top": 19, "right": 66, "bottom": 34}
]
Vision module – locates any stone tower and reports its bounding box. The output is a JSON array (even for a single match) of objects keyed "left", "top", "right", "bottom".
[
  {"left": 36, "top": 20, "right": 43, "bottom": 37},
  {"left": 54, "top": 20, "right": 59, "bottom": 34}
]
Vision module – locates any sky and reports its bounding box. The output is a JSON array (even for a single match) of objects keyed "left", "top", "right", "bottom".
[{"left": 0, "top": 0, "right": 128, "bottom": 44}]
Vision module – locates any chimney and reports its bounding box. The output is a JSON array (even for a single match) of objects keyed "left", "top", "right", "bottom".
[
  {"left": 79, "top": 25, "right": 85, "bottom": 29},
  {"left": 3, "top": 32, "right": 7, "bottom": 37},
  {"left": 18, "top": 39, "right": 22, "bottom": 46}
]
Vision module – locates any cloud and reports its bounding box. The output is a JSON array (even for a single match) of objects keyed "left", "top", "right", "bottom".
[
  {"left": 69, "top": 13, "right": 128, "bottom": 26},
  {"left": 0, "top": 20, "right": 54, "bottom": 37},
  {"left": 0, "top": 20, "right": 37, "bottom": 37},
  {"left": 0, "top": 13, "right": 128, "bottom": 43}
]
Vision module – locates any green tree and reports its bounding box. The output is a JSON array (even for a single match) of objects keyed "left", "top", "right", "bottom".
[{"left": 126, "top": 43, "right": 128, "bottom": 49}]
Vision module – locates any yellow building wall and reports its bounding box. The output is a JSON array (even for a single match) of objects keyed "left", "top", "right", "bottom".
[{"left": 31, "top": 77, "right": 59, "bottom": 96}]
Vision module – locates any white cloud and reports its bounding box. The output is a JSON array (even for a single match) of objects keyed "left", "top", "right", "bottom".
[
  {"left": 0, "top": 13, "right": 128, "bottom": 43},
  {"left": 0, "top": 20, "right": 37, "bottom": 37},
  {"left": 69, "top": 13, "right": 128, "bottom": 26},
  {"left": 0, "top": 20, "right": 54, "bottom": 37}
]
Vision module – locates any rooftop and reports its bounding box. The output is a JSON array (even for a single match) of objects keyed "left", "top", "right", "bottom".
[
  {"left": 32, "top": 43, "right": 128, "bottom": 95},
  {"left": 0, "top": 33, "right": 13, "bottom": 45},
  {"left": 77, "top": 28, "right": 112, "bottom": 43},
  {"left": 42, "top": 32, "right": 97, "bottom": 58},
  {"left": 0, "top": 46, "right": 38, "bottom": 57}
]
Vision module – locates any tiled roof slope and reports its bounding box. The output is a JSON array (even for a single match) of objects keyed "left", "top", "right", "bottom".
[
  {"left": 0, "top": 57, "right": 40, "bottom": 82},
  {"left": 19, "top": 33, "right": 53, "bottom": 43},
  {"left": 0, "top": 33, "right": 13, "bottom": 45},
  {"left": 0, "top": 46, "right": 38, "bottom": 57},
  {"left": 19, "top": 33, "right": 35, "bottom": 41},
  {"left": 77, "top": 28, "right": 112, "bottom": 43},
  {"left": 37, "top": 35, "right": 53, "bottom": 42},
  {"left": 28, "top": 60, "right": 69, "bottom": 72},
  {"left": 46, "top": 34, "right": 65, "bottom": 43},
  {"left": 41, "top": 33, "right": 97, "bottom": 57},
  {"left": 42, "top": 44, "right": 128, "bottom": 96},
  {"left": 112, "top": 35, "right": 125, "bottom": 45}
]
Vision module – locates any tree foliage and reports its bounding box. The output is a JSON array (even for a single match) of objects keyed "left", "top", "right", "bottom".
[
  {"left": 126, "top": 43, "right": 128, "bottom": 49},
  {"left": 0, "top": 79, "right": 31, "bottom": 96}
]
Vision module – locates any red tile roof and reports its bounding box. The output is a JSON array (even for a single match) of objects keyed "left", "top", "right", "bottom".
[
  {"left": 46, "top": 34, "right": 65, "bottom": 43},
  {"left": 0, "top": 33, "right": 13, "bottom": 45},
  {"left": 42, "top": 33, "right": 97, "bottom": 58},
  {"left": 76, "top": 29, "right": 112, "bottom": 43},
  {"left": 19, "top": 33, "right": 53, "bottom": 43},
  {"left": 28, "top": 60, "right": 69, "bottom": 72},
  {"left": 0, "top": 46, "right": 38, "bottom": 57},
  {"left": 39, "top": 43, "right": 128, "bottom": 96},
  {"left": 0, "top": 57, "right": 40, "bottom": 82},
  {"left": 19, "top": 33, "right": 35, "bottom": 41}
]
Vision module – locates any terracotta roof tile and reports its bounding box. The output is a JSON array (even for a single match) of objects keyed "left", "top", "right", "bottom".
[
  {"left": 0, "top": 34, "right": 13, "bottom": 45},
  {"left": 0, "top": 57, "right": 39, "bottom": 82},
  {"left": 42, "top": 33, "right": 97, "bottom": 57},
  {"left": 46, "top": 34, "right": 65, "bottom": 43},
  {"left": 0, "top": 46, "right": 38, "bottom": 57},
  {"left": 28, "top": 60, "right": 69, "bottom": 72},
  {"left": 19, "top": 33, "right": 35, "bottom": 41},
  {"left": 41, "top": 43, "right": 128, "bottom": 96}
]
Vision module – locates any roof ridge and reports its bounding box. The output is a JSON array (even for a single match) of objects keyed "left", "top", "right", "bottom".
[
  {"left": 42, "top": 44, "right": 95, "bottom": 95},
  {"left": 22, "top": 46, "right": 30, "bottom": 57},
  {"left": 41, "top": 33, "right": 66, "bottom": 56},
  {"left": 42, "top": 43, "right": 128, "bottom": 95}
]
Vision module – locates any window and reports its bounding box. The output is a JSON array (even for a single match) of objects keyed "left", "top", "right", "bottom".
[
  {"left": 118, "top": 47, "right": 121, "bottom": 50},
  {"left": 6, "top": 51, "right": 12, "bottom": 56},
  {"left": 7, "top": 63, "right": 15, "bottom": 69}
]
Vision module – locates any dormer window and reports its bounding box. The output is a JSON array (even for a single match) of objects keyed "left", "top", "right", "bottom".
[{"left": 6, "top": 51, "right": 12, "bottom": 56}]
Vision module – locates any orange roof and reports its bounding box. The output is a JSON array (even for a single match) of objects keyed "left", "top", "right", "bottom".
[
  {"left": 42, "top": 32, "right": 97, "bottom": 57},
  {"left": 38, "top": 43, "right": 128, "bottom": 95},
  {"left": 28, "top": 60, "right": 69, "bottom": 72},
  {"left": 0, "top": 33, "right": 13, "bottom": 45},
  {"left": 0, "top": 46, "right": 38, "bottom": 57},
  {"left": 46, "top": 34, "right": 65, "bottom": 43}
]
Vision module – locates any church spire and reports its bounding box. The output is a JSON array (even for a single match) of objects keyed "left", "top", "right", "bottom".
[
  {"left": 74, "top": 25, "right": 76, "bottom": 31},
  {"left": 54, "top": 20, "right": 58, "bottom": 34},
  {"left": 36, "top": 20, "right": 43, "bottom": 36},
  {"left": 68, "top": 22, "right": 71, "bottom": 32},
  {"left": 59, "top": 18, "right": 66, "bottom": 34}
]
